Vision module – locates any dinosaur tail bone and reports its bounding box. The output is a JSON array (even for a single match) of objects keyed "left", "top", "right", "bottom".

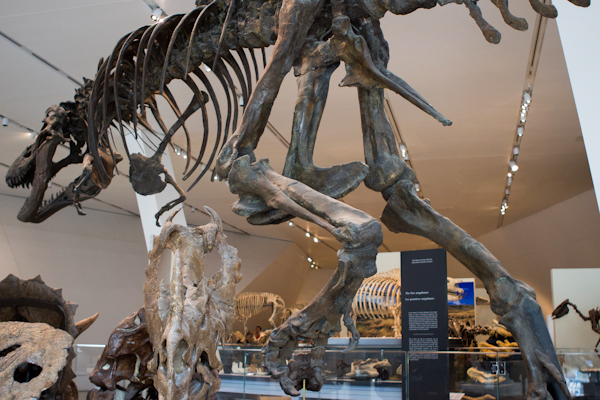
[{"left": 381, "top": 180, "right": 570, "bottom": 400}]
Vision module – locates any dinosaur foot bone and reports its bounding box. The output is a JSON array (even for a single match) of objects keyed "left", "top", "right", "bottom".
[
  {"left": 264, "top": 245, "right": 379, "bottom": 396},
  {"left": 381, "top": 180, "right": 570, "bottom": 400},
  {"left": 227, "top": 155, "right": 383, "bottom": 395}
]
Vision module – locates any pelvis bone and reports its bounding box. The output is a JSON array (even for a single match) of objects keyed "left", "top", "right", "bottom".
[{"left": 144, "top": 207, "right": 242, "bottom": 400}]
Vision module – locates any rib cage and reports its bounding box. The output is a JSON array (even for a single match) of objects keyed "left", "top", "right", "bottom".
[
  {"left": 352, "top": 269, "right": 402, "bottom": 337},
  {"left": 87, "top": 1, "right": 268, "bottom": 190},
  {"left": 352, "top": 270, "right": 465, "bottom": 338},
  {"left": 235, "top": 292, "right": 286, "bottom": 333}
]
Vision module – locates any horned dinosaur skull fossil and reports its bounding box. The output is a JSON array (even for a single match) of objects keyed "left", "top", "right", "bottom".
[
  {"left": 0, "top": 274, "right": 98, "bottom": 400},
  {"left": 144, "top": 206, "right": 242, "bottom": 400}
]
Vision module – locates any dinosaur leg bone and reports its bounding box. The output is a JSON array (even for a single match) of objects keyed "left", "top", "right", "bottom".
[
  {"left": 246, "top": 64, "right": 370, "bottom": 225},
  {"left": 227, "top": 156, "right": 382, "bottom": 395},
  {"left": 381, "top": 180, "right": 570, "bottom": 400},
  {"left": 358, "top": 87, "right": 416, "bottom": 193},
  {"left": 215, "top": 0, "right": 326, "bottom": 179},
  {"left": 282, "top": 64, "right": 369, "bottom": 200},
  {"left": 296, "top": 16, "right": 451, "bottom": 126}
]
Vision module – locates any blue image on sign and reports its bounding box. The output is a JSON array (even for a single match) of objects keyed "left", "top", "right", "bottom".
[{"left": 448, "top": 281, "right": 475, "bottom": 306}]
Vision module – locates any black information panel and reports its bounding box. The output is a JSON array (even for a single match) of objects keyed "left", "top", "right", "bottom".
[{"left": 401, "top": 249, "right": 449, "bottom": 400}]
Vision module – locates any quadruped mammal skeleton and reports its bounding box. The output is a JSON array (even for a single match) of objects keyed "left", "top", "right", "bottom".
[
  {"left": 352, "top": 270, "right": 465, "bottom": 338},
  {"left": 235, "top": 292, "right": 286, "bottom": 333},
  {"left": 6, "top": 0, "right": 590, "bottom": 397}
]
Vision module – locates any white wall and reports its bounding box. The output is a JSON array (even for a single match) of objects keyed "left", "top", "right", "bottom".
[
  {"left": 551, "top": 268, "right": 600, "bottom": 349},
  {"left": 0, "top": 194, "right": 293, "bottom": 345},
  {"left": 555, "top": 0, "right": 600, "bottom": 213},
  {"left": 0, "top": 195, "right": 149, "bottom": 345}
]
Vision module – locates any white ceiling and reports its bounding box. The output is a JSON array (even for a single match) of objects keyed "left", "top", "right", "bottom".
[{"left": 0, "top": 0, "right": 593, "bottom": 269}]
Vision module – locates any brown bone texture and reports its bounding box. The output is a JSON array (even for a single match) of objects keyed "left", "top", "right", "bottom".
[
  {"left": 0, "top": 274, "right": 98, "bottom": 400},
  {"left": 144, "top": 207, "right": 242, "bottom": 400},
  {"left": 87, "top": 308, "right": 153, "bottom": 399},
  {"left": 0, "top": 322, "right": 73, "bottom": 400}
]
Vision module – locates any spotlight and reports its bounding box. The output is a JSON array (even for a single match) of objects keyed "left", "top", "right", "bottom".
[
  {"left": 311, "top": 264, "right": 315, "bottom": 268},
  {"left": 203, "top": 64, "right": 211, "bottom": 72},
  {"left": 517, "top": 126, "right": 524, "bottom": 137},
  {"left": 182, "top": 153, "right": 187, "bottom": 159},
  {"left": 307, "top": 257, "right": 312, "bottom": 262},
  {"left": 2, "top": 117, "right": 8, "bottom": 126},
  {"left": 513, "top": 147, "right": 519, "bottom": 156},
  {"left": 30, "top": 132, "right": 37, "bottom": 139},
  {"left": 191, "top": 207, "right": 195, "bottom": 213},
  {"left": 48, "top": 182, "right": 52, "bottom": 188},
  {"left": 507, "top": 176, "right": 513, "bottom": 186},
  {"left": 507, "top": 172, "right": 512, "bottom": 178},
  {"left": 238, "top": 95, "right": 244, "bottom": 107},
  {"left": 313, "top": 237, "right": 319, "bottom": 243},
  {"left": 212, "top": 175, "right": 218, "bottom": 181},
  {"left": 523, "top": 92, "right": 531, "bottom": 104},
  {"left": 288, "top": 221, "right": 294, "bottom": 227},
  {"left": 305, "top": 232, "right": 310, "bottom": 238},
  {"left": 505, "top": 188, "right": 510, "bottom": 195},
  {"left": 151, "top": 7, "right": 165, "bottom": 21},
  {"left": 414, "top": 182, "right": 421, "bottom": 192},
  {"left": 509, "top": 160, "right": 519, "bottom": 172}
]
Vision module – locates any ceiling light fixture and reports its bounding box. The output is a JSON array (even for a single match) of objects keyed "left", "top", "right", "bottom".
[
  {"left": 497, "top": 2, "right": 546, "bottom": 228},
  {"left": 517, "top": 126, "right": 524, "bottom": 137},
  {"left": 305, "top": 232, "right": 310, "bottom": 238},
  {"left": 2, "top": 117, "right": 8, "bottom": 126},
  {"left": 30, "top": 131, "right": 37, "bottom": 139},
  {"left": 288, "top": 221, "right": 294, "bottom": 227},
  {"left": 313, "top": 237, "right": 319, "bottom": 243}
]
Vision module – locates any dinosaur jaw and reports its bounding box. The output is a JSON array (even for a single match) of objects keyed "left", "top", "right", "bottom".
[
  {"left": 15, "top": 134, "right": 63, "bottom": 223},
  {"left": 6, "top": 123, "right": 95, "bottom": 223}
]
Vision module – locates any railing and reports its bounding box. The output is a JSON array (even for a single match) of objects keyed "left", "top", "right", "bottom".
[{"left": 73, "top": 344, "right": 600, "bottom": 399}]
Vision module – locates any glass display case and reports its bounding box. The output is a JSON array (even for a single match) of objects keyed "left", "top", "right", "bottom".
[{"left": 73, "top": 342, "right": 600, "bottom": 399}]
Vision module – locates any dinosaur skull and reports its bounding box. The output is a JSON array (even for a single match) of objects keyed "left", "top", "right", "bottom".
[
  {"left": 5, "top": 105, "right": 90, "bottom": 222},
  {"left": 4, "top": 80, "right": 113, "bottom": 223},
  {"left": 144, "top": 207, "right": 241, "bottom": 400}
]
